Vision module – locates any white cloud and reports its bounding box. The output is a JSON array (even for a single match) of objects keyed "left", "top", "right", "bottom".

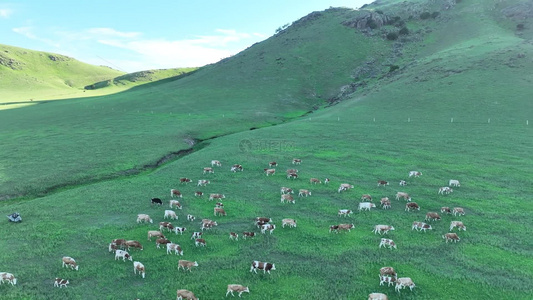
[
  {"left": 87, "top": 28, "right": 141, "bottom": 38},
  {"left": 12, "top": 26, "right": 60, "bottom": 47},
  {"left": 0, "top": 9, "right": 12, "bottom": 18}
]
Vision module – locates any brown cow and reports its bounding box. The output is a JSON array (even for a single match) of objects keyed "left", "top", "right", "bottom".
[
  {"left": 441, "top": 207, "right": 452, "bottom": 214},
  {"left": 195, "top": 238, "right": 206, "bottom": 247},
  {"left": 231, "top": 164, "right": 243, "bottom": 172},
  {"left": 176, "top": 289, "right": 198, "bottom": 300},
  {"left": 395, "top": 192, "right": 411, "bottom": 201},
  {"left": 338, "top": 223, "right": 355, "bottom": 232},
  {"left": 281, "top": 194, "right": 295, "bottom": 203},
  {"left": 453, "top": 207, "right": 465, "bottom": 216},
  {"left": 178, "top": 260, "right": 198, "bottom": 271},
  {"left": 269, "top": 161, "right": 278, "bottom": 167},
  {"left": 203, "top": 167, "right": 214, "bottom": 174},
  {"left": 155, "top": 238, "right": 171, "bottom": 249},
  {"left": 125, "top": 240, "right": 143, "bottom": 251},
  {"left": 377, "top": 180, "right": 389, "bottom": 186},
  {"left": 361, "top": 194, "right": 372, "bottom": 202},
  {"left": 443, "top": 233, "right": 460, "bottom": 243},
  {"left": 310, "top": 178, "right": 321, "bottom": 184},
  {"left": 242, "top": 232, "right": 255, "bottom": 239},
  {"left": 380, "top": 197, "right": 391, "bottom": 209},
  {"left": 180, "top": 177, "right": 192, "bottom": 184},
  {"left": 450, "top": 221, "right": 466, "bottom": 231},
  {"left": 159, "top": 222, "right": 175, "bottom": 232},
  {"left": 380, "top": 267, "right": 397, "bottom": 278},
  {"left": 250, "top": 261, "right": 276, "bottom": 274},
  {"left": 281, "top": 187, "right": 294, "bottom": 194},
  {"left": 264, "top": 168, "right": 276, "bottom": 176},
  {"left": 298, "top": 189, "right": 311, "bottom": 197},
  {"left": 425, "top": 212, "right": 441, "bottom": 221},
  {"left": 214, "top": 207, "right": 227, "bottom": 216},
  {"left": 405, "top": 202, "right": 420, "bottom": 211},
  {"left": 226, "top": 284, "right": 250, "bottom": 297},
  {"left": 229, "top": 232, "right": 239, "bottom": 241},
  {"left": 54, "top": 278, "right": 69, "bottom": 288},
  {"left": 171, "top": 189, "right": 183, "bottom": 198},
  {"left": 62, "top": 257, "right": 79, "bottom": 271},
  {"left": 292, "top": 158, "right": 302, "bottom": 165}
]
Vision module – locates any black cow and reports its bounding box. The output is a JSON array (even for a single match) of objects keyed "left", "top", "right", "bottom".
[{"left": 151, "top": 198, "right": 163, "bottom": 206}]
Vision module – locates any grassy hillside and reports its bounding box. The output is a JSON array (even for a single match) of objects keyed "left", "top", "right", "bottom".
[
  {"left": 0, "top": 44, "right": 125, "bottom": 103},
  {"left": 0, "top": 0, "right": 532, "bottom": 299}
]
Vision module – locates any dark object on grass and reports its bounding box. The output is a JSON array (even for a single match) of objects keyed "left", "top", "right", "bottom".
[{"left": 7, "top": 212, "right": 22, "bottom": 222}]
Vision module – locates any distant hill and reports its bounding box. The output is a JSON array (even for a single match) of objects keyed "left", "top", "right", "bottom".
[{"left": 0, "top": 44, "right": 125, "bottom": 102}]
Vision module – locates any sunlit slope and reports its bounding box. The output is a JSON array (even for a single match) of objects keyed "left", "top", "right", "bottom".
[{"left": 0, "top": 44, "right": 125, "bottom": 102}]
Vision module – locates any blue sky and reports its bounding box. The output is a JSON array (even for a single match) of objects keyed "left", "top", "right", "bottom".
[{"left": 0, "top": 0, "right": 373, "bottom": 72}]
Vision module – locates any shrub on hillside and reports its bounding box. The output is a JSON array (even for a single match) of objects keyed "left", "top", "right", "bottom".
[
  {"left": 389, "top": 65, "right": 400, "bottom": 72},
  {"left": 517, "top": 24, "right": 525, "bottom": 30},
  {"left": 368, "top": 19, "right": 378, "bottom": 29},
  {"left": 420, "top": 12, "right": 431, "bottom": 20},
  {"left": 386, "top": 32, "right": 399, "bottom": 40},
  {"left": 399, "top": 27, "right": 410, "bottom": 35}
]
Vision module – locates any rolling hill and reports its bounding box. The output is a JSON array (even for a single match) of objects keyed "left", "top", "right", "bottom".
[{"left": 0, "top": 0, "right": 532, "bottom": 299}]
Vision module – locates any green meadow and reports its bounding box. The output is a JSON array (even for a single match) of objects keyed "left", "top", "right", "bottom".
[{"left": 0, "top": 0, "right": 532, "bottom": 299}]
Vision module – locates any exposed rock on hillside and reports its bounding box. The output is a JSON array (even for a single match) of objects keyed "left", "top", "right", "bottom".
[
  {"left": 342, "top": 11, "right": 391, "bottom": 29},
  {"left": 0, "top": 54, "right": 24, "bottom": 70},
  {"left": 501, "top": 2, "right": 533, "bottom": 20}
]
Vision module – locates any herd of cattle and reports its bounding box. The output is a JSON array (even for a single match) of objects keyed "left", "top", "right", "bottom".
[{"left": 1, "top": 158, "right": 468, "bottom": 299}]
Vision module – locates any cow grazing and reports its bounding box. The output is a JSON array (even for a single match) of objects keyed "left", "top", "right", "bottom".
[
  {"left": 443, "top": 233, "right": 460, "bottom": 243},
  {"left": 286, "top": 168, "right": 298, "bottom": 174},
  {"left": 361, "top": 194, "right": 372, "bottom": 202},
  {"left": 202, "top": 219, "right": 218, "bottom": 227},
  {"left": 125, "top": 240, "right": 143, "bottom": 251},
  {"left": 54, "top": 278, "right": 69, "bottom": 288},
  {"left": 194, "top": 191, "right": 204, "bottom": 197},
  {"left": 178, "top": 260, "right": 199, "bottom": 271},
  {"left": 281, "top": 194, "right": 295, "bottom": 204},
  {"left": 369, "top": 292, "right": 388, "bottom": 300},
  {"left": 280, "top": 187, "right": 294, "bottom": 194},
  {"left": 338, "top": 209, "right": 352, "bottom": 217},
  {"left": 231, "top": 164, "right": 243, "bottom": 172},
  {"left": 209, "top": 193, "right": 226, "bottom": 201},
  {"left": 409, "top": 171, "right": 422, "bottom": 178},
  {"left": 380, "top": 267, "right": 397, "bottom": 278},
  {"left": 180, "top": 177, "right": 192, "bottom": 184},
  {"left": 338, "top": 183, "right": 354, "bottom": 193},
  {"left": 62, "top": 256, "right": 79, "bottom": 271},
  {"left": 380, "top": 197, "right": 391, "bottom": 209},
  {"left": 164, "top": 210, "right": 178, "bottom": 220},
  {"left": 0, "top": 272, "right": 17, "bottom": 286},
  {"left": 256, "top": 217, "right": 272, "bottom": 223},
  {"left": 174, "top": 226, "right": 186, "bottom": 235},
  {"left": 310, "top": 178, "right": 321, "bottom": 184},
  {"left": 250, "top": 261, "right": 276, "bottom": 274},
  {"left": 329, "top": 225, "right": 339, "bottom": 233},
  {"left": 292, "top": 158, "right": 302, "bottom": 165},
  {"left": 151, "top": 198, "right": 163, "bottom": 206},
  {"left": 261, "top": 224, "right": 276, "bottom": 234},
  {"left": 169, "top": 200, "right": 182, "bottom": 210},
  {"left": 111, "top": 238, "right": 127, "bottom": 248},
  {"left": 187, "top": 214, "right": 195, "bottom": 222},
  {"left": 379, "top": 275, "right": 396, "bottom": 287},
  {"left": 405, "top": 202, "right": 420, "bottom": 211},
  {"left": 412, "top": 221, "right": 432, "bottom": 232},
  {"left": 449, "top": 179, "right": 461, "bottom": 187},
  {"left": 441, "top": 207, "right": 452, "bottom": 214},
  {"left": 373, "top": 225, "right": 395, "bottom": 235},
  {"left": 215, "top": 202, "right": 224, "bottom": 208},
  {"left": 195, "top": 238, "right": 207, "bottom": 247},
  {"left": 269, "top": 161, "right": 278, "bottom": 167},
  {"left": 176, "top": 289, "right": 199, "bottom": 300},
  {"left": 282, "top": 218, "right": 297, "bottom": 228},
  {"left": 211, "top": 160, "right": 222, "bottom": 167},
  {"left": 242, "top": 232, "right": 255, "bottom": 239},
  {"left": 226, "top": 284, "right": 250, "bottom": 297},
  {"left": 203, "top": 167, "right": 214, "bottom": 174},
  {"left": 359, "top": 202, "right": 376, "bottom": 211},
  {"left": 137, "top": 214, "right": 153, "bottom": 224},
  {"left": 399, "top": 180, "right": 407, "bottom": 186},
  {"left": 395, "top": 277, "right": 416, "bottom": 293},
  {"left": 156, "top": 238, "right": 171, "bottom": 248},
  {"left": 338, "top": 223, "right": 355, "bottom": 232},
  {"left": 229, "top": 232, "right": 239, "bottom": 241},
  {"left": 147, "top": 231, "right": 165, "bottom": 241},
  {"left": 108, "top": 242, "right": 118, "bottom": 253},
  {"left": 201, "top": 223, "right": 213, "bottom": 231},
  {"left": 191, "top": 232, "right": 203, "bottom": 240},
  {"left": 197, "top": 180, "right": 210, "bottom": 186},
  {"left": 264, "top": 168, "right": 276, "bottom": 176},
  {"left": 377, "top": 180, "right": 389, "bottom": 186},
  {"left": 214, "top": 207, "right": 227, "bottom": 216},
  {"left": 115, "top": 250, "right": 132, "bottom": 261},
  {"left": 379, "top": 238, "right": 397, "bottom": 249},
  {"left": 450, "top": 221, "right": 466, "bottom": 231},
  {"left": 171, "top": 189, "right": 183, "bottom": 198},
  {"left": 298, "top": 189, "right": 311, "bottom": 197},
  {"left": 425, "top": 212, "right": 441, "bottom": 221},
  {"left": 453, "top": 207, "right": 465, "bottom": 216},
  {"left": 166, "top": 243, "right": 183, "bottom": 255},
  {"left": 133, "top": 261, "right": 145, "bottom": 279},
  {"left": 159, "top": 222, "right": 174, "bottom": 232},
  {"left": 286, "top": 173, "right": 298, "bottom": 179},
  {"left": 324, "top": 178, "right": 330, "bottom": 184},
  {"left": 395, "top": 192, "right": 411, "bottom": 201},
  {"left": 438, "top": 186, "right": 453, "bottom": 195}
]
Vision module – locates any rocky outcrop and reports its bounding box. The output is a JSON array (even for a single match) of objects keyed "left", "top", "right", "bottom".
[{"left": 342, "top": 11, "right": 392, "bottom": 29}]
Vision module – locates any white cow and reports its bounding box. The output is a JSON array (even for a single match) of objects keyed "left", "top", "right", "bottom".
[
  {"left": 449, "top": 179, "right": 460, "bottom": 187},
  {"left": 359, "top": 202, "right": 376, "bottom": 211}
]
